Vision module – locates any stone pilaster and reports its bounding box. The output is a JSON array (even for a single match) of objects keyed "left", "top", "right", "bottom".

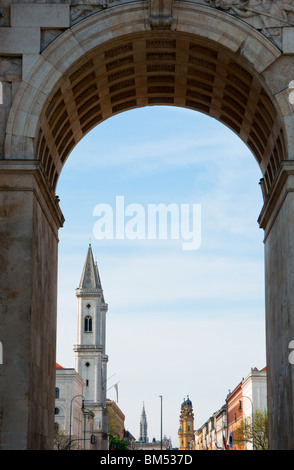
[
  {"left": 0, "top": 161, "right": 64, "bottom": 449},
  {"left": 259, "top": 161, "right": 294, "bottom": 450}
]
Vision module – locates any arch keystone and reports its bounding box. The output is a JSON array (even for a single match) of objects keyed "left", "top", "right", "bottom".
[{"left": 150, "top": 0, "right": 173, "bottom": 30}]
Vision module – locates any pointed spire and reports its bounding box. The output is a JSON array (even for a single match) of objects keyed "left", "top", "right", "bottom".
[
  {"left": 79, "top": 244, "right": 102, "bottom": 290},
  {"left": 140, "top": 402, "right": 148, "bottom": 442}
]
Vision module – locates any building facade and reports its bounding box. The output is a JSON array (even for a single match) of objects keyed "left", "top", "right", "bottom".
[
  {"left": 133, "top": 437, "right": 172, "bottom": 450},
  {"left": 214, "top": 405, "right": 227, "bottom": 450},
  {"left": 226, "top": 382, "right": 244, "bottom": 450},
  {"left": 195, "top": 367, "right": 267, "bottom": 450},
  {"left": 195, "top": 405, "right": 227, "bottom": 450},
  {"left": 107, "top": 399, "right": 125, "bottom": 441},
  {"left": 178, "top": 396, "right": 195, "bottom": 450},
  {"left": 241, "top": 367, "right": 267, "bottom": 450},
  {"left": 55, "top": 363, "right": 85, "bottom": 448}
]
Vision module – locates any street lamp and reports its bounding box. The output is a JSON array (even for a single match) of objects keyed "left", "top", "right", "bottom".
[
  {"left": 69, "top": 394, "right": 85, "bottom": 450},
  {"left": 159, "top": 395, "right": 163, "bottom": 450},
  {"left": 239, "top": 395, "right": 254, "bottom": 450}
]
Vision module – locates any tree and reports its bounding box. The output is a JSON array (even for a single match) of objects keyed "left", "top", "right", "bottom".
[
  {"left": 54, "top": 425, "right": 80, "bottom": 450},
  {"left": 108, "top": 406, "right": 123, "bottom": 439},
  {"left": 54, "top": 426, "right": 71, "bottom": 450},
  {"left": 109, "top": 434, "right": 128, "bottom": 450},
  {"left": 234, "top": 408, "right": 269, "bottom": 450}
]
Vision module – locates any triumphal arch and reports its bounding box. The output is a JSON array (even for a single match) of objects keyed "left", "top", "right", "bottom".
[{"left": 1, "top": 0, "right": 294, "bottom": 450}]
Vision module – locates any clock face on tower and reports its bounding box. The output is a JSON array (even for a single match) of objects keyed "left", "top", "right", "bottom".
[{"left": 187, "top": 421, "right": 191, "bottom": 425}]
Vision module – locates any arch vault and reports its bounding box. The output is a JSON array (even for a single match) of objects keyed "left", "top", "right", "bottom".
[{"left": 1, "top": 0, "right": 294, "bottom": 449}]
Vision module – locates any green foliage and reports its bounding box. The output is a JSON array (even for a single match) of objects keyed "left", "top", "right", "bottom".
[
  {"left": 234, "top": 408, "right": 269, "bottom": 450},
  {"left": 109, "top": 434, "right": 129, "bottom": 450}
]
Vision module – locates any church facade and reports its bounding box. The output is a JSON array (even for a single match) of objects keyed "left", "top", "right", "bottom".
[
  {"left": 55, "top": 244, "right": 109, "bottom": 450},
  {"left": 74, "top": 244, "right": 109, "bottom": 449},
  {"left": 178, "top": 396, "right": 195, "bottom": 450}
]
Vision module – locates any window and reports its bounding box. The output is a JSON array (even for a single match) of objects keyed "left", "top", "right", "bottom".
[
  {"left": 55, "top": 387, "right": 60, "bottom": 399},
  {"left": 84, "top": 315, "right": 92, "bottom": 332},
  {"left": 55, "top": 408, "right": 60, "bottom": 415}
]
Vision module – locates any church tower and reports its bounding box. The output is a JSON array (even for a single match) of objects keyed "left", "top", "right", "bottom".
[
  {"left": 178, "top": 396, "right": 194, "bottom": 450},
  {"left": 74, "top": 244, "right": 109, "bottom": 449},
  {"left": 139, "top": 403, "right": 148, "bottom": 442}
]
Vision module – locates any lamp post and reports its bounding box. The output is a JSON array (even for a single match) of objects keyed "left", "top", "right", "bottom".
[
  {"left": 159, "top": 395, "right": 163, "bottom": 450},
  {"left": 239, "top": 396, "right": 254, "bottom": 450},
  {"left": 69, "top": 394, "right": 85, "bottom": 450}
]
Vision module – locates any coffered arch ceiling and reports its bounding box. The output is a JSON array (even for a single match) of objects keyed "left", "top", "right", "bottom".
[{"left": 37, "top": 31, "right": 285, "bottom": 201}]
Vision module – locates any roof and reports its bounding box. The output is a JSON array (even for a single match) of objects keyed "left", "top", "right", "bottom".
[
  {"left": 56, "top": 363, "right": 64, "bottom": 369},
  {"left": 181, "top": 395, "right": 193, "bottom": 409},
  {"left": 79, "top": 244, "right": 102, "bottom": 290}
]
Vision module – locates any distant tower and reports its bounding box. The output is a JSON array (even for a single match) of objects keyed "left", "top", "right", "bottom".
[
  {"left": 139, "top": 403, "right": 148, "bottom": 442},
  {"left": 178, "top": 396, "right": 194, "bottom": 450},
  {"left": 74, "top": 244, "right": 109, "bottom": 449}
]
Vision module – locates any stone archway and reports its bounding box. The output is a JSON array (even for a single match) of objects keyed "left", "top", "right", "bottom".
[{"left": 1, "top": 0, "right": 294, "bottom": 449}]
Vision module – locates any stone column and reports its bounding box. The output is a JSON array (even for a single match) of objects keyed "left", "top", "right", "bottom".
[
  {"left": 0, "top": 161, "right": 64, "bottom": 450},
  {"left": 259, "top": 161, "right": 294, "bottom": 450}
]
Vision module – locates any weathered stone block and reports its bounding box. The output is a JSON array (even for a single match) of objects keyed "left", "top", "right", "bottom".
[
  {"left": 10, "top": 4, "right": 70, "bottom": 29},
  {"left": 0, "top": 27, "right": 40, "bottom": 54}
]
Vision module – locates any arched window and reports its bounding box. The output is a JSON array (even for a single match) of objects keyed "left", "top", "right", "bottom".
[
  {"left": 84, "top": 315, "right": 92, "bottom": 332},
  {"left": 55, "top": 387, "right": 60, "bottom": 399}
]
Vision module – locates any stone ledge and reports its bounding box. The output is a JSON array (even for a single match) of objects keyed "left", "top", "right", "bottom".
[
  {"left": 0, "top": 160, "right": 65, "bottom": 233},
  {"left": 258, "top": 160, "right": 294, "bottom": 235}
]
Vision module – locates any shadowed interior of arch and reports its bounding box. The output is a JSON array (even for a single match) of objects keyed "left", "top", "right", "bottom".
[{"left": 36, "top": 32, "right": 286, "bottom": 203}]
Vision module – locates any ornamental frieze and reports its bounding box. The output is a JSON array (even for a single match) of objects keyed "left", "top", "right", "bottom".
[
  {"left": 5, "top": 0, "right": 294, "bottom": 48},
  {"left": 204, "top": 0, "right": 294, "bottom": 48}
]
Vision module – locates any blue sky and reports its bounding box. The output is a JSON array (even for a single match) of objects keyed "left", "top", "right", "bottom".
[{"left": 55, "top": 105, "right": 266, "bottom": 447}]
